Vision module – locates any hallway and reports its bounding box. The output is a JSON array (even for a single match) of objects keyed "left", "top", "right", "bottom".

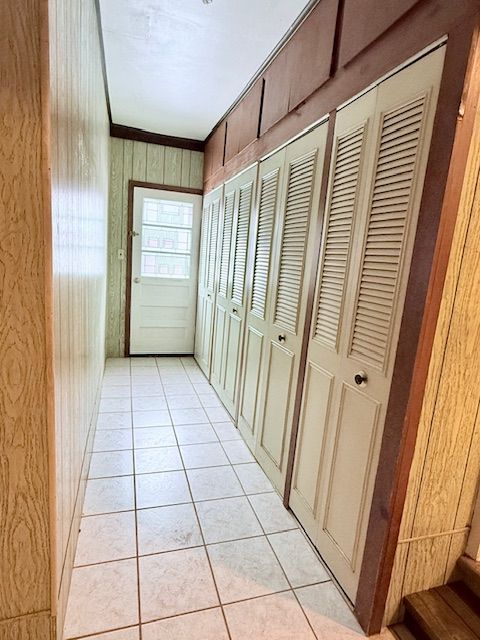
[{"left": 63, "top": 356, "right": 365, "bottom": 639}]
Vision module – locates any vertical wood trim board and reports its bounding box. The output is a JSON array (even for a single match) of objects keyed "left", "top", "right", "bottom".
[
  {"left": 384, "top": 32, "right": 480, "bottom": 623},
  {"left": 0, "top": 0, "right": 53, "bottom": 630},
  {"left": 106, "top": 141, "right": 204, "bottom": 356}
]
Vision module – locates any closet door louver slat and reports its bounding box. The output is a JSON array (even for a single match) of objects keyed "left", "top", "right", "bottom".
[
  {"left": 251, "top": 169, "right": 280, "bottom": 319},
  {"left": 198, "top": 203, "right": 209, "bottom": 288},
  {"left": 206, "top": 199, "right": 219, "bottom": 291},
  {"left": 232, "top": 182, "right": 253, "bottom": 305},
  {"left": 218, "top": 192, "right": 234, "bottom": 298},
  {"left": 314, "top": 124, "right": 366, "bottom": 349},
  {"left": 350, "top": 95, "right": 426, "bottom": 369},
  {"left": 274, "top": 151, "right": 317, "bottom": 334}
]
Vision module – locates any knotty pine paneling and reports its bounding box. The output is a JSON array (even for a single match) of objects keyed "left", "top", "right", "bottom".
[
  {"left": 49, "top": 0, "right": 109, "bottom": 634},
  {"left": 105, "top": 140, "right": 204, "bottom": 356},
  {"left": 384, "top": 68, "right": 480, "bottom": 624},
  {"left": 0, "top": 0, "right": 52, "bottom": 628},
  {"left": 0, "top": 612, "right": 52, "bottom": 640}
]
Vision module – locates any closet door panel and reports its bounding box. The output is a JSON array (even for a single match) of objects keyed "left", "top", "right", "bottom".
[
  {"left": 255, "top": 124, "right": 328, "bottom": 492},
  {"left": 237, "top": 151, "right": 286, "bottom": 449}
]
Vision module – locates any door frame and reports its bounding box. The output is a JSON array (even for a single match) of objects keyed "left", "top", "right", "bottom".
[
  {"left": 281, "top": 24, "right": 479, "bottom": 635},
  {"left": 124, "top": 180, "right": 203, "bottom": 357}
]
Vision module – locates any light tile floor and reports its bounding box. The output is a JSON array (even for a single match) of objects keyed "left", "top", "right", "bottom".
[{"left": 64, "top": 356, "right": 379, "bottom": 640}]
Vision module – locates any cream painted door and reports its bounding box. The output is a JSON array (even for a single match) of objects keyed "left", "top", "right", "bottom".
[
  {"left": 194, "top": 186, "right": 222, "bottom": 375},
  {"left": 130, "top": 187, "right": 202, "bottom": 354},
  {"left": 289, "top": 47, "right": 445, "bottom": 600},
  {"left": 254, "top": 124, "right": 328, "bottom": 492},
  {"left": 238, "top": 150, "right": 286, "bottom": 450},
  {"left": 211, "top": 166, "right": 257, "bottom": 415}
]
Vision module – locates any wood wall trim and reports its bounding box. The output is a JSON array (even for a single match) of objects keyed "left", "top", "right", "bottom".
[
  {"left": 124, "top": 180, "right": 203, "bottom": 356},
  {"left": 354, "top": 19, "right": 480, "bottom": 634},
  {"left": 111, "top": 123, "right": 204, "bottom": 152}
]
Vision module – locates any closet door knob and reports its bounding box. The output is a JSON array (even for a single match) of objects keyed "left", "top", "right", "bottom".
[
  {"left": 278, "top": 334, "right": 286, "bottom": 343},
  {"left": 354, "top": 371, "right": 368, "bottom": 386},
  {"left": 232, "top": 308, "right": 238, "bottom": 314},
  {"left": 134, "top": 277, "right": 141, "bottom": 284}
]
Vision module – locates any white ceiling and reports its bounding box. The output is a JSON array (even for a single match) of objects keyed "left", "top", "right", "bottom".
[{"left": 99, "top": 0, "right": 312, "bottom": 140}]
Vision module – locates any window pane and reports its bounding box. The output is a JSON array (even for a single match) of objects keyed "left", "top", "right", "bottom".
[
  {"left": 142, "top": 225, "right": 191, "bottom": 253},
  {"left": 141, "top": 253, "right": 190, "bottom": 278},
  {"left": 143, "top": 198, "right": 193, "bottom": 228}
]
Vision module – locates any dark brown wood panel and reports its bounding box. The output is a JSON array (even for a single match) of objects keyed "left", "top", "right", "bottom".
[
  {"left": 204, "top": 121, "right": 226, "bottom": 180},
  {"left": 110, "top": 123, "right": 204, "bottom": 152},
  {"left": 288, "top": 0, "right": 339, "bottom": 111},
  {"left": 338, "top": 0, "right": 422, "bottom": 67},
  {"left": 259, "top": 45, "right": 292, "bottom": 135},
  {"left": 224, "top": 80, "right": 263, "bottom": 163}
]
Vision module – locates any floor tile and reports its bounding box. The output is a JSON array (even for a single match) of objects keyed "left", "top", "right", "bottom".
[
  {"left": 234, "top": 463, "right": 274, "bottom": 494},
  {"left": 99, "top": 397, "right": 132, "bottom": 413},
  {"left": 204, "top": 406, "right": 232, "bottom": 423},
  {"left": 83, "top": 476, "right": 135, "bottom": 515},
  {"left": 137, "top": 503, "right": 203, "bottom": 555},
  {"left": 197, "top": 393, "right": 222, "bottom": 408},
  {"left": 132, "top": 383, "right": 164, "bottom": 397},
  {"left": 224, "top": 591, "right": 316, "bottom": 640},
  {"left": 160, "top": 372, "right": 190, "bottom": 383},
  {"left": 133, "top": 409, "right": 171, "bottom": 428},
  {"left": 97, "top": 412, "right": 132, "bottom": 430},
  {"left": 175, "top": 424, "right": 218, "bottom": 445},
  {"left": 212, "top": 422, "right": 242, "bottom": 441},
  {"left": 142, "top": 608, "right": 228, "bottom": 640},
  {"left": 167, "top": 394, "right": 201, "bottom": 409},
  {"left": 63, "top": 559, "right": 138, "bottom": 638},
  {"left": 248, "top": 492, "right": 298, "bottom": 534},
  {"left": 131, "top": 357, "right": 157, "bottom": 367},
  {"left": 170, "top": 407, "right": 209, "bottom": 425},
  {"left": 180, "top": 442, "right": 229, "bottom": 468},
  {"left": 89, "top": 450, "right": 134, "bottom": 478},
  {"left": 185, "top": 372, "right": 207, "bottom": 383},
  {"left": 163, "top": 383, "right": 196, "bottom": 396},
  {"left": 131, "top": 375, "right": 161, "bottom": 385},
  {"left": 134, "top": 427, "right": 176, "bottom": 449},
  {"left": 94, "top": 429, "right": 133, "bottom": 452},
  {"left": 132, "top": 395, "right": 168, "bottom": 411},
  {"left": 101, "top": 385, "right": 131, "bottom": 399},
  {"left": 192, "top": 382, "right": 215, "bottom": 394},
  {"left": 135, "top": 446, "right": 183, "bottom": 474},
  {"left": 136, "top": 471, "right": 191, "bottom": 509},
  {"left": 85, "top": 628, "right": 139, "bottom": 640},
  {"left": 196, "top": 496, "right": 263, "bottom": 544},
  {"left": 222, "top": 439, "right": 255, "bottom": 464},
  {"left": 157, "top": 357, "right": 183, "bottom": 367},
  {"left": 131, "top": 365, "right": 159, "bottom": 374},
  {"left": 75, "top": 511, "right": 136, "bottom": 565},
  {"left": 139, "top": 547, "right": 219, "bottom": 621},
  {"left": 187, "top": 466, "right": 243, "bottom": 501},
  {"left": 207, "top": 536, "right": 289, "bottom": 603},
  {"left": 268, "top": 529, "right": 330, "bottom": 587},
  {"left": 103, "top": 374, "right": 131, "bottom": 385},
  {"left": 296, "top": 582, "right": 364, "bottom": 638}
]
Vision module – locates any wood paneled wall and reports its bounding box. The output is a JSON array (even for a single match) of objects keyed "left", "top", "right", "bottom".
[
  {"left": 0, "top": 1, "right": 53, "bottom": 636},
  {"left": 49, "top": 0, "right": 110, "bottom": 634},
  {"left": 203, "top": 0, "right": 479, "bottom": 191},
  {"left": 384, "top": 42, "right": 480, "bottom": 623},
  {"left": 106, "top": 140, "right": 203, "bottom": 357}
]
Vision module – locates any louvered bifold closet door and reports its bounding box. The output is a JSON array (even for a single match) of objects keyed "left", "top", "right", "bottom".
[
  {"left": 238, "top": 151, "right": 286, "bottom": 450},
  {"left": 289, "top": 46, "right": 445, "bottom": 601},
  {"left": 194, "top": 201, "right": 211, "bottom": 369},
  {"left": 210, "top": 188, "right": 235, "bottom": 389},
  {"left": 212, "top": 165, "right": 257, "bottom": 417},
  {"left": 194, "top": 186, "right": 223, "bottom": 377},
  {"left": 254, "top": 124, "right": 329, "bottom": 493}
]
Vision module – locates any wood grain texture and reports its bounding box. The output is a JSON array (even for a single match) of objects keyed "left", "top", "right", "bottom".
[
  {"left": 105, "top": 141, "right": 204, "bottom": 356},
  {"left": 48, "top": 0, "right": 109, "bottom": 634},
  {"left": 383, "top": 33, "right": 480, "bottom": 623},
  {"left": 0, "top": 0, "right": 52, "bottom": 622},
  {"left": 0, "top": 612, "right": 52, "bottom": 640}
]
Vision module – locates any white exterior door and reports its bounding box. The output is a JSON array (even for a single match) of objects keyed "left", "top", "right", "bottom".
[
  {"left": 253, "top": 124, "right": 328, "bottom": 493},
  {"left": 130, "top": 187, "right": 202, "bottom": 355},
  {"left": 289, "top": 47, "right": 445, "bottom": 600}
]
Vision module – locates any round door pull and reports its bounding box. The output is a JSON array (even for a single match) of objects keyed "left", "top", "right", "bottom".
[
  {"left": 278, "top": 334, "right": 286, "bottom": 342},
  {"left": 232, "top": 308, "right": 238, "bottom": 314},
  {"left": 354, "top": 371, "right": 368, "bottom": 386},
  {"left": 134, "top": 277, "right": 141, "bottom": 284}
]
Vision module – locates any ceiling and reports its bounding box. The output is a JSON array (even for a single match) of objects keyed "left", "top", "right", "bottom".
[{"left": 99, "top": 0, "right": 312, "bottom": 141}]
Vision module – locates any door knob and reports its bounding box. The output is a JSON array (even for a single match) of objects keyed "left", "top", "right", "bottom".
[
  {"left": 134, "top": 277, "right": 141, "bottom": 283},
  {"left": 232, "top": 308, "right": 238, "bottom": 314},
  {"left": 130, "top": 229, "right": 139, "bottom": 237},
  {"left": 278, "top": 334, "right": 286, "bottom": 342},
  {"left": 354, "top": 371, "right": 368, "bottom": 386}
]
